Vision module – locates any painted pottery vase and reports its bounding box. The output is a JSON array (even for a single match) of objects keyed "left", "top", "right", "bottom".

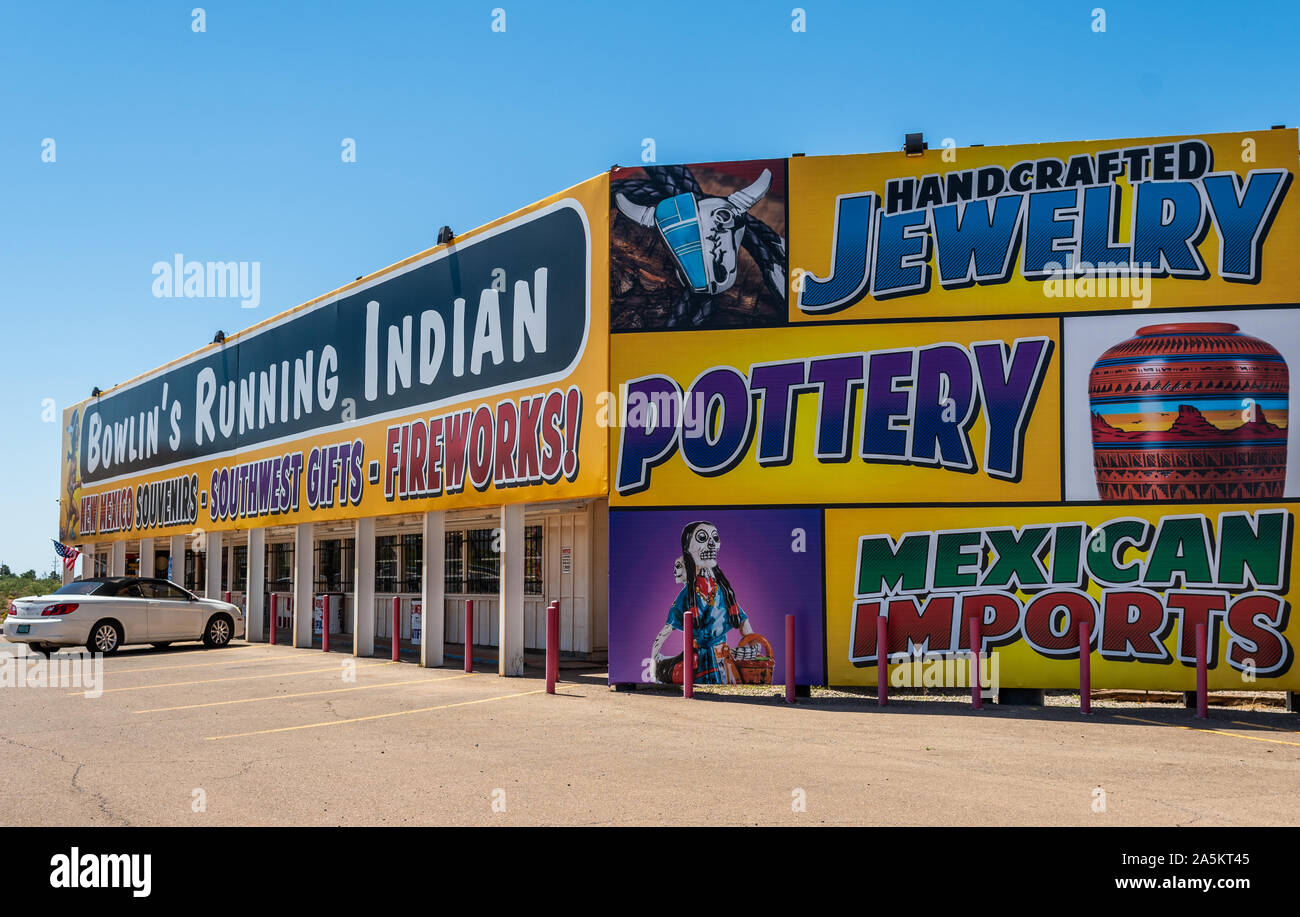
[{"left": 1089, "top": 323, "right": 1288, "bottom": 500}]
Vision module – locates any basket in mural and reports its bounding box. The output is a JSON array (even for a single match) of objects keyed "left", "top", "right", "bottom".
[{"left": 733, "top": 633, "right": 775, "bottom": 684}]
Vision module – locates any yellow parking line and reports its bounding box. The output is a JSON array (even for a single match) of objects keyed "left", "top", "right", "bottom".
[
  {"left": 206, "top": 689, "right": 545, "bottom": 740},
  {"left": 99, "top": 651, "right": 348, "bottom": 676},
  {"left": 134, "top": 672, "right": 476, "bottom": 713},
  {"left": 1231, "top": 719, "right": 1294, "bottom": 733},
  {"left": 69, "top": 660, "right": 396, "bottom": 696},
  {"left": 1116, "top": 714, "right": 1300, "bottom": 748}
]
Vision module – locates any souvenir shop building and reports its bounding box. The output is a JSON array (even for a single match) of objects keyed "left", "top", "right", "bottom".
[{"left": 61, "top": 127, "right": 1300, "bottom": 693}]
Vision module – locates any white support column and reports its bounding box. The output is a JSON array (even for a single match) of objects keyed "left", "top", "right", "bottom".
[
  {"left": 168, "top": 534, "right": 184, "bottom": 584},
  {"left": 499, "top": 504, "right": 525, "bottom": 677},
  {"left": 139, "top": 537, "right": 155, "bottom": 583},
  {"left": 77, "top": 544, "right": 94, "bottom": 580},
  {"left": 204, "top": 531, "right": 224, "bottom": 599},
  {"left": 109, "top": 540, "right": 126, "bottom": 577},
  {"left": 247, "top": 528, "right": 265, "bottom": 642},
  {"left": 421, "top": 510, "right": 445, "bottom": 668},
  {"left": 353, "top": 518, "right": 375, "bottom": 657},
  {"left": 292, "top": 522, "right": 314, "bottom": 648}
]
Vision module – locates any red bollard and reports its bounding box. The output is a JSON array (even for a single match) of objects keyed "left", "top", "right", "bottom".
[
  {"left": 969, "top": 616, "right": 983, "bottom": 710},
  {"left": 464, "top": 599, "right": 474, "bottom": 673},
  {"left": 392, "top": 596, "right": 400, "bottom": 662},
  {"left": 269, "top": 593, "right": 277, "bottom": 645},
  {"left": 1079, "top": 620, "right": 1092, "bottom": 715},
  {"left": 784, "top": 614, "right": 795, "bottom": 704},
  {"left": 683, "top": 613, "right": 694, "bottom": 699},
  {"left": 877, "top": 615, "right": 889, "bottom": 707},
  {"left": 1195, "top": 622, "right": 1208, "bottom": 719},
  {"left": 322, "top": 595, "right": 330, "bottom": 653},
  {"left": 546, "top": 601, "right": 559, "bottom": 694}
]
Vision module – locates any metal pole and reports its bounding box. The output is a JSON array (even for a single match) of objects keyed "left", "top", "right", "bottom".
[
  {"left": 269, "top": 592, "right": 277, "bottom": 645},
  {"left": 877, "top": 614, "right": 889, "bottom": 707},
  {"left": 784, "top": 614, "right": 795, "bottom": 704},
  {"left": 322, "top": 595, "right": 330, "bottom": 653},
  {"left": 464, "top": 599, "right": 474, "bottom": 674},
  {"left": 1196, "top": 622, "right": 1208, "bottom": 719},
  {"left": 683, "top": 613, "right": 694, "bottom": 699},
  {"left": 1079, "top": 620, "right": 1092, "bottom": 715},
  {"left": 969, "top": 616, "right": 983, "bottom": 710},
  {"left": 546, "top": 601, "right": 559, "bottom": 694},
  {"left": 392, "top": 596, "right": 400, "bottom": 662}
]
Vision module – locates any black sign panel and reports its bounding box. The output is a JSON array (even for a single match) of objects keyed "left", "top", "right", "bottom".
[{"left": 80, "top": 201, "right": 590, "bottom": 484}]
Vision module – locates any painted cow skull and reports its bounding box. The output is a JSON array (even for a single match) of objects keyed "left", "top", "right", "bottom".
[{"left": 616, "top": 169, "right": 772, "bottom": 299}]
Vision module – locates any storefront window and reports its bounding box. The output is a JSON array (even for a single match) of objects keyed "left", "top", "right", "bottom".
[
  {"left": 266, "top": 543, "right": 294, "bottom": 593},
  {"left": 316, "top": 538, "right": 355, "bottom": 593},
  {"left": 375, "top": 535, "right": 399, "bottom": 592},
  {"left": 233, "top": 545, "right": 248, "bottom": 592},
  {"left": 465, "top": 528, "right": 499, "bottom": 593},
  {"left": 401, "top": 534, "right": 422, "bottom": 593},
  {"left": 525, "top": 525, "right": 543, "bottom": 596},
  {"left": 441, "top": 526, "right": 543, "bottom": 595},
  {"left": 184, "top": 549, "right": 205, "bottom": 593},
  {"left": 444, "top": 531, "right": 464, "bottom": 593}
]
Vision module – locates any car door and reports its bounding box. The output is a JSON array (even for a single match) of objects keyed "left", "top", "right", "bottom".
[
  {"left": 142, "top": 582, "right": 201, "bottom": 640},
  {"left": 111, "top": 582, "right": 152, "bottom": 643}
]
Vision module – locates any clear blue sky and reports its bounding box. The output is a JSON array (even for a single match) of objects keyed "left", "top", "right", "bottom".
[{"left": 1, "top": 0, "right": 1296, "bottom": 573}]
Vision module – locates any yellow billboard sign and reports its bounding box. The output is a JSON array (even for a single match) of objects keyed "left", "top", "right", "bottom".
[
  {"left": 608, "top": 317, "right": 1061, "bottom": 505},
  {"left": 825, "top": 503, "right": 1300, "bottom": 691},
  {"left": 61, "top": 174, "right": 609, "bottom": 544},
  {"left": 790, "top": 129, "right": 1300, "bottom": 322}
]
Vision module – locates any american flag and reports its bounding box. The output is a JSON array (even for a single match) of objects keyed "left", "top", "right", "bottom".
[{"left": 52, "top": 539, "right": 80, "bottom": 571}]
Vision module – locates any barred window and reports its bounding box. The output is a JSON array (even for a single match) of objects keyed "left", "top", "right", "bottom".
[
  {"left": 233, "top": 545, "right": 248, "bottom": 592},
  {"left": 465, "top": 528, "right": 499, "bottom": 594},
  {"left": 184, "top": 549, "right": 205, "bottom": 593},
  {"left": 445, "top": 530, "right": 464, "bottom": 593},
  {"left": 401, "top": 534, "right": 423, "bottom": 593},
  {"left": 525, "top": 525, "right": 543, "bottom": 596},
  {"left": 267, "top": 542, "right": 294, "bottom": 593},
  {"left": 375, "top": 535, "right": 399, "bottom": 592},
  {"left": 316, "top": 538, "right": 355, "bottom": 592},
  {"left": 221, "top": 547, "right": 230, "bottom": 592}
]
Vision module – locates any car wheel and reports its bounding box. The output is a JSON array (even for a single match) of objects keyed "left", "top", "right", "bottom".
[
  {"left": 151, "top": 642, "right": 172, "bottom": 649},
  {"left": 87, "top": 621, "right": 123, "bottom": 656},
  {"left": 202, "top": 615, "right": 233, "bottom": 648}
]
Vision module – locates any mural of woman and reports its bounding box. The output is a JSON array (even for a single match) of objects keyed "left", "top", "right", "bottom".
[{"left": 650, "top": 521, "right": 753, "bottom": 684}]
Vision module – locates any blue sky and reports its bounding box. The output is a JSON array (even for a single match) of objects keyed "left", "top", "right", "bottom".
[{"left": 1, "top": 0, "right": 1297, "bottom": 573}]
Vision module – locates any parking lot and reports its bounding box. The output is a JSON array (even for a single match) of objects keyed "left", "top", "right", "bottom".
[{"left": 2, "top": 637, "right": 1298, "bottom": 826}]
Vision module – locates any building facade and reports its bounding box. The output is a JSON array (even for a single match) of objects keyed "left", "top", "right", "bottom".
[{"left": 61, "top": 128, "right": 1300, "bottom": 692}]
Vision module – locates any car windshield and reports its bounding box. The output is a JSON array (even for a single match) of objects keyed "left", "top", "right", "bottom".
[{"left": 54, "top": 581, "right": 106, "bottom": 595}]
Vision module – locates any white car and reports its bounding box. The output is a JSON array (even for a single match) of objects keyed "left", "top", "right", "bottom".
[{"left": 4, "top": 576, "right": 245, "bottom": 655}]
